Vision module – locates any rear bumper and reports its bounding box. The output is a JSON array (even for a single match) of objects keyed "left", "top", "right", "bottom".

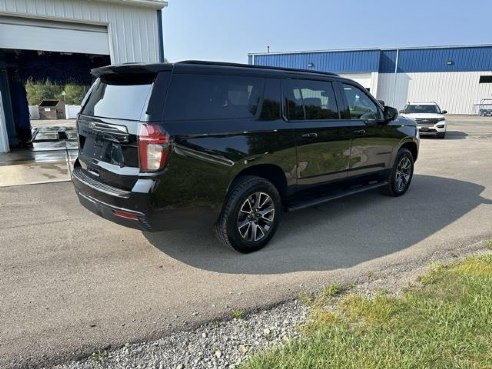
[
  {"left": 76, "top": 190, "right": 150, "bottom": 230},
  {"left": 72, "top": 162, "right": 219, "bottom": 232}
]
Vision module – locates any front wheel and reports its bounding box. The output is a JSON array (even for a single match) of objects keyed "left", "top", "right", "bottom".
[
  {"left": 437, "top": 132, "right": 446, "bottom": 139},
  {"left": 215, "top": 176, "right": 282, "bottom": 253},
  {"left": 382, "top": 148, "right": 414, "bottom": 197}
]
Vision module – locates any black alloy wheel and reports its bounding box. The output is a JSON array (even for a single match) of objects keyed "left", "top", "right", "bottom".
[
  {"left": 215, "top": 176, "right": 281, "bottom": 253},
  {"left": 383, "top": 148, "right": 414, "bottom": 197},
  {"left": 236, "top": 191, "right": 275, "bottom": 243}
]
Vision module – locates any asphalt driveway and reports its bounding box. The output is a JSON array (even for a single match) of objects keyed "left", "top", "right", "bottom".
[{"left": 1, "top": 117, "right": 491, "bottom": 368}]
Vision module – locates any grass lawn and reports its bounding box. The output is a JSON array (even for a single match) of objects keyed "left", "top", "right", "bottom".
[{"left": 241, "top": 254, "right": 492, "bottom": 369}]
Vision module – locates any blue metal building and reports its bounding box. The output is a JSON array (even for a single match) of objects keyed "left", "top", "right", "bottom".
[{"left": 248, "top": 45, "right": 492, "bottom": 114}]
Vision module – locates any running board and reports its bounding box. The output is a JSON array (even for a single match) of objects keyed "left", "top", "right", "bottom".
[{"left": 287, "top": 181, "right": 388, "bottom": 212}]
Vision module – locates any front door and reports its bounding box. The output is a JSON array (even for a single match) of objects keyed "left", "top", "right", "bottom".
[{"left": 339, "top": 83, "right": 397, "bottom": 177}]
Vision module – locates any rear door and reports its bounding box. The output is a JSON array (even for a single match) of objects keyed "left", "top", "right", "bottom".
[
  {"left": 284, "top": 78, "right": 351, "bottom": 186},
  {"left": 77, "top": 72, "right": 162, "bottom": 190}
]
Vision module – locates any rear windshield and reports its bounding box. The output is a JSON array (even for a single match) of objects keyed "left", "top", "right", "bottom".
[{"left": 81, "top": 76, "right": 154, "bottom": 120}]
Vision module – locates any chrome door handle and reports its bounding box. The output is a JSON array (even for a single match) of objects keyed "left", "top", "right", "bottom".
[
  {"left": 353, "top": 129, "right": 366, "bottom": 136},
  {"left": 301, "top": 132, "right": 318, "bottom": 139}
]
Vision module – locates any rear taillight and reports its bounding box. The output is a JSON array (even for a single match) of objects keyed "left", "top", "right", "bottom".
[{"left": 138, "top": 123, "right": 170, "bottom": 172}]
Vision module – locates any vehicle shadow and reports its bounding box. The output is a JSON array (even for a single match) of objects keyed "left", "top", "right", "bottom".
[
  {"left": 144, "top": 175, "right": 491, "bottom": 275},
  {"left": 421, "top": 131, "right": 468, "bottom": 140}
]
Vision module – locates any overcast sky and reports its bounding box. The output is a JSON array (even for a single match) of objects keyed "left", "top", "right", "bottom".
[{"left": 163, "top": 0, "right": 491, "bottom": 63}]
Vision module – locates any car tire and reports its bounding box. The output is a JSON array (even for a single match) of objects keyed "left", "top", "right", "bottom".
[
  {"left": 215, "top": 176, "right": 282, "bottom": 253},
  {"left": 437, "top": 132, "right": 446, "bottom": 139},
  {"left": 382, "top": 148, "right": 414, "bottom": 197}
]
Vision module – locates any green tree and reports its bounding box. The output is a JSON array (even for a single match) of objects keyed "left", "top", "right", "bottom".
[
  {"left": 25, "top": 79, "right": 63, "bottom": 105},
  {"left": 25, "top": 80, "right": 88, "bottom": 105},
  {"left": 63, "top": 84, "right": 87, "bottom": 105}
]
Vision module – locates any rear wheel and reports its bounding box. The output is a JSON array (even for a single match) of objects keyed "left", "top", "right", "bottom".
[
  {"left": 215, "top": 176, "right": 281, "bottom": 253},
  {"left": 382, "top": 148, "right": 414, "bottom": 197}
]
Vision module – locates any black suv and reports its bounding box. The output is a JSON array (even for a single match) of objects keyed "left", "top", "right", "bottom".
[{"left": 72, "top": 61, "right": 419, "bottom": 253}]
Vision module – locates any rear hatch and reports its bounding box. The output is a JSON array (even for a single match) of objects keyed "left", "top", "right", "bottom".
[{"left": 76, "top": 67, "right": 167, "bottom": 191}]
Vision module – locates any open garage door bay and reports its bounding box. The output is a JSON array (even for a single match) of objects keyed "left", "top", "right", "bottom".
[
  {"left": 0, "top": 15, "right": 111, "bottom": 153},
  {"left": 0, "top": 16, "right": 109, "bottom": 55}
]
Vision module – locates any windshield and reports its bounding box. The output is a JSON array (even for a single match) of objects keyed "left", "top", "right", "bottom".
[{"left": 403, "top": 104, "right": 440, "bottom": 114}]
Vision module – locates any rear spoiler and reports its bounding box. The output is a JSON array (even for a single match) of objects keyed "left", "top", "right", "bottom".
[{"left": 91, "top": 63, "right": 173, "bottom": 78}]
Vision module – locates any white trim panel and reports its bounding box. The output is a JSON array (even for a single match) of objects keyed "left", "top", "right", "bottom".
[{"left": 376, "top": 71, "right": 492, "bottom": 114}]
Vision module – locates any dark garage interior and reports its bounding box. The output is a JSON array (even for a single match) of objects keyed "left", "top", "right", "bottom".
[{"left": 0, "top": 49, "right": 110, "bottom": 149}]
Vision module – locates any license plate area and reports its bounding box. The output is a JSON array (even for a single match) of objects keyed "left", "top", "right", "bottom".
[
  {"left": 77, "top": 117, "right": 140, "bottom": 168},
  {"left": 81, "top": 135, "right": 125, "bottom": 166}
]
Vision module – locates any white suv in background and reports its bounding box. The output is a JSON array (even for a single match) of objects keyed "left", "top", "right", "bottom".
[{"left": 400, "top": 102, "right": 448, "bottom": 139}]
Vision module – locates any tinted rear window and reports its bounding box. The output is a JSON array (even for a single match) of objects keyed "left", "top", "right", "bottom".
[
  {"left": 285, "top": 79, "right": 339, "bottom": 121},
  {"left": 164, "top": 74, "right": 264, "bottom": 121},
  {"left": 81, "top": 76, "right": 154, "bottom": 120}
]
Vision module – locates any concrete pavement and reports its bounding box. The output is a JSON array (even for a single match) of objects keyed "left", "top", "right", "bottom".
[
  {"left": 0, "top": 123, "right": 77, "bottom": 187},
  {"left": 0, "top": 117, "right": 491, "bottom": 368}
]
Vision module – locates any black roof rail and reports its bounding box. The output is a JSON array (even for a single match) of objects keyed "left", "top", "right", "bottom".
[{"left": 177, "top": 60, "right": 339, "bottom": 77}]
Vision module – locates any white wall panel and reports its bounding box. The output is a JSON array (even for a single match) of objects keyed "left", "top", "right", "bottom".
[
  {"left": 377, "top": 73, "right": 412, "bottom": 111},
  {"left": 370, "top": 72, "right": 379, "bottom": 97},
  {"left": 28, "top": 106, "right": 40, "bottom": 120},
  {"left": 339, "top": 73, "right": 372, "bottom": 88},
  {"left": 376, "top": 72, "right": 492, "bottom": 114},
  {"left": 65, "top": 105, "right": 81, "bottom": 119},
  {"left": 0, "top": 0, "right": 162, "bottom": 63},
  {"left": 338, "top": 72, "right": 380, "bottom": 96}
]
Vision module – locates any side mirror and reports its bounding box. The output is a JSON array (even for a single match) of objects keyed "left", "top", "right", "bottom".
[
  {"left": 384, "top": 106, "right": 399, "bottom": 121},
  {"left": 441, "top": 110, "right": 447, "bottom": 114},
  {"left": 378, "top": 100, "right": 385, "bottom": 107}
]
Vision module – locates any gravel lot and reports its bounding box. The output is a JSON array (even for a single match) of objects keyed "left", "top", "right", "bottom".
[
  {"left": 52, "top": 301, "right": 308, "bottom": 369},
  {"left": 52, "top": 239, "right": 490, "bottom": 369}
]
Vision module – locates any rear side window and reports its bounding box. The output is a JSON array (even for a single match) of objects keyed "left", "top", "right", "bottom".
[
  {"left": 284, "top": 79, "right": 339, "bottom": 121},
  {"left": 164, "top": 74, "right": 264, "bottom": 121},
  {"left": 81, "top": 76, "right": 154, "bottom": 120}
]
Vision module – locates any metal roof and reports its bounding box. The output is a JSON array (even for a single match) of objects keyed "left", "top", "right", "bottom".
[
  {"left": 250, "top": 50, "right": 380, "bottom": 74},
  {"left": 248, "top": 44, "right": 492, "bottom": 56},
  {"left": 380, "top": 47, "right": 492, "bottom": 73},
  {"left": 249, "top": 45, "right": 492, "bottom": 74}
]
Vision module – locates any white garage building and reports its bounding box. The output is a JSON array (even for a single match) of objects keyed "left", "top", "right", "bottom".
[
  {"left": 249, "top": 45, "right": 492, "bottom": 116},
  {"left": 0, "top": 0, "right": 167, "bottom": 153}
]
